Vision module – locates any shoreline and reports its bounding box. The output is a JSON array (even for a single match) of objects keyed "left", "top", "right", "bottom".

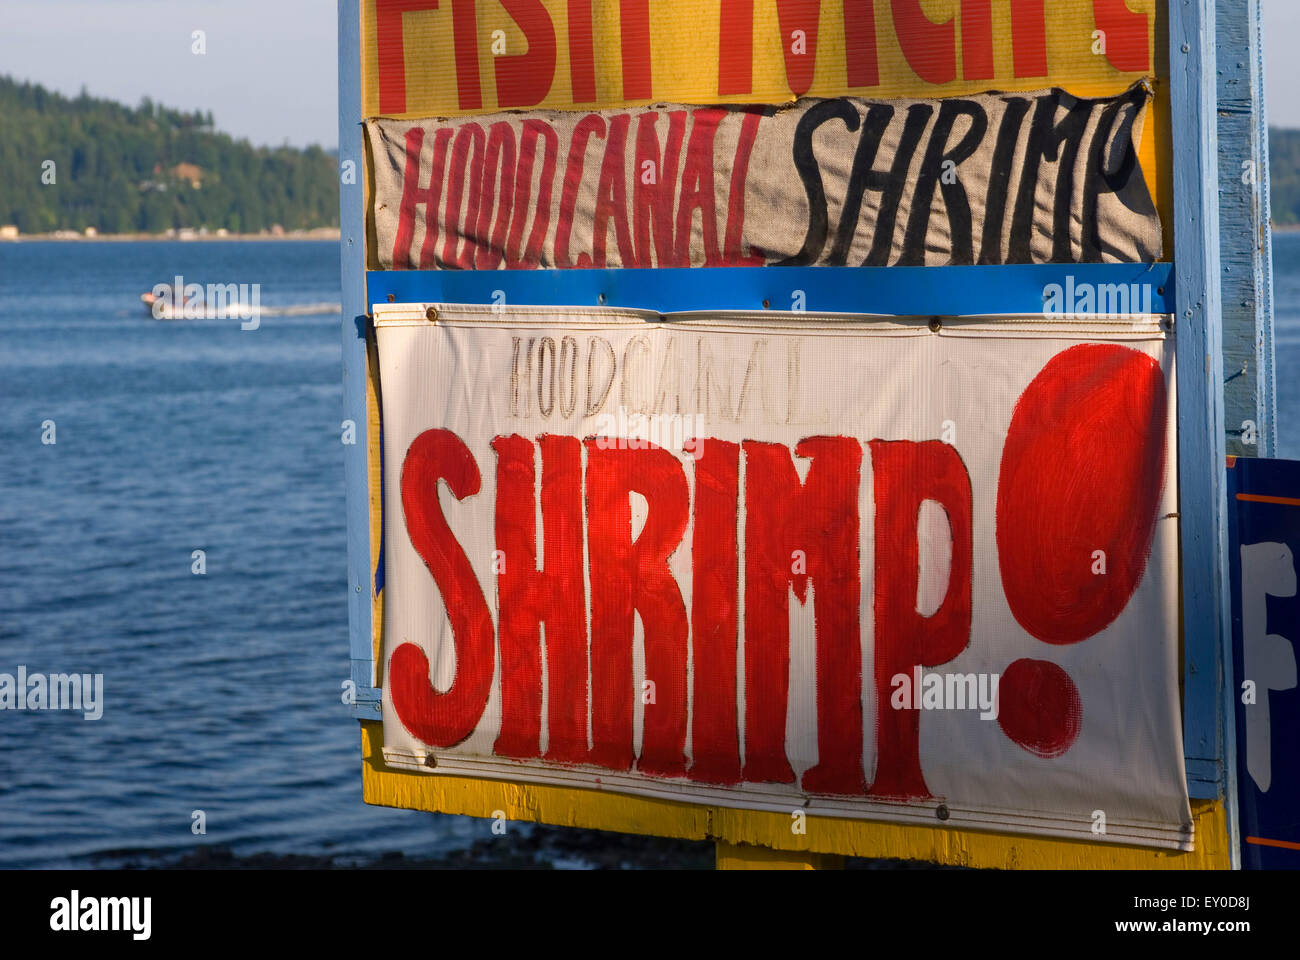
[
  {"left": 10, "top": 226, "right": 1299, "bottom": 241},
  {"left": 0, "top": 228, "right": 340, "bottom": 243}
]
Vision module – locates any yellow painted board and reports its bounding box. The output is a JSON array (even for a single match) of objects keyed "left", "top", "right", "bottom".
[
  {"left": 361, "top": 721, "right": 1230, "bottom": 869},
  {"left": 362, "top": 0, "right": 1163, "bottom": 115}
]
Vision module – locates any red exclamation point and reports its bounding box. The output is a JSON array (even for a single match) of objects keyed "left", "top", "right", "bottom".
[{"left": 995, "top": 344, "right": 1168, "bottom": 757}]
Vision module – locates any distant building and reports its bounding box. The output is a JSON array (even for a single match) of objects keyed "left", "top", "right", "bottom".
[
  {"left": 84, "top": 227, "right": 97, "bottom": 238},
  {"left": 0, "top": 225, "right": 18, "bottom": 240},
  {"left": 170, "top": 163, "right": 204, "bottom": 189}
]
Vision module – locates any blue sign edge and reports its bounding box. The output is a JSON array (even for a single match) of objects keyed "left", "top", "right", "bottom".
[{"left": 365, "top": 263, "right": 1174, "bottom": 316}]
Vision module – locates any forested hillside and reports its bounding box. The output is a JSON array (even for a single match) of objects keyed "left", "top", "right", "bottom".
[{"left": 0, "top": 76, "right": 338, "bottom": 234}]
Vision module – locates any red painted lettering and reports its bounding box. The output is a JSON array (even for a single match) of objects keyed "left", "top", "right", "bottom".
[
  {"left": 1010, "top": 0, "right": 1048, "bottom": 77},
  {"left": 868, "top": 440, "right": 972, "bottom": 799},
  {"left": 620, "top": 0, "right": 653, "bottom": 100},
  {"left": 843, "top": 0, "right": 880, "bottom": 87},
  {"left": 587, "top": 114, "right": 636, "bottom": 269},
  {"left": 890, "top": 0, "right": 957, "bottom": 85},
  {"left": 632, "top": 111, "right": 687, "bottom": 268},
  {"left": 722, "top": 109, "right": 765, "bottom": 266},
  {"left": 689, "top": 440, "right": 742, "bottom": 785},
  {"left": 474, "top": 122, "right": 517, "bottom": 269},
  {"left": 441, "top": 123, "right": 486, "bottom": 269},
  {"left": 393, "top": 127, "right": 453, "bottom": 269},
  {"left": 554, "top": 114, "right": 605, "bottom": 268},
  {"left": 492, "top": 435, "right": 590, "bottom": 762},
  {"left": 718, "top": 0, "right": 754, "bottom": 96},
  {"left": 1093, "top": 0, "right": 1150, "bottom": 72},
  {"left": 495, "top": 0, "right": 557, "bottom": 108},
  {"left": 375, "top": 0, "right": 442, "bottom": 115},
  {"left": 391, "top": 430, "right": 495, "bottom": 747},
  {"left": 585, "top": 441, "right": 690, "bottom": 775},
  {"left": 743, "top": 438, "right": 864, "bottom": 792},
  {"left": 505, "top": 120, "right": 559, "bottom": 268},
  {"left": 777, "top": 0, "right": 823, "bottom": 96},
  {"left": 450, "top": 0, "right": 483, "bottom": 110},
  {"left": 567, "top": 0, "right": 597, "bottom": 102},
  {"left": 675, "top": 109, "right": 725, "bottom": 267}
]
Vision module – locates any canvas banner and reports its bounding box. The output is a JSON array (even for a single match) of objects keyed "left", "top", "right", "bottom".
[
  {"left": 368, "top": 84, "right": 1160, "bottom": 271},
  {"left": 374, "top": 304, "right": 1191, "bottom": 849}
]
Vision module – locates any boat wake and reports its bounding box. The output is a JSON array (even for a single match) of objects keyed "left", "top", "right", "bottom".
[
  {"left": 259, "top": 302, "right": 343, "bottom": 317},
  {"left": 141, "top": 287, "right": 341, "bottom": 320}
]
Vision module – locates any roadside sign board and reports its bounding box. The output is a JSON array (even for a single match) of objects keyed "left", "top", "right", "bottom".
[{"left": 339, "top": 0, "right": 1255, "bottom": 867}]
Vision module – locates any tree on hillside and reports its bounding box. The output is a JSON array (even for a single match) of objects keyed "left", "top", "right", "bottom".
[{"left": 0, "top": 75, "right": 339, "bottom": 234}]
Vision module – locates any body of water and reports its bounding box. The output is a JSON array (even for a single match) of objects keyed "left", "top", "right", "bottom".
[
  {"left": 0, "top": 241, "right": 489, "bottom": 868},
  {"left": 1269, "top": 231, "right": 1300, "bottom": 459}
]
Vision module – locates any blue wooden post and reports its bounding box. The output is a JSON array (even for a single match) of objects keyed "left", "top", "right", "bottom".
[
  {"left": 1172, "top": 0, "right": 1238, "bottom": 862},
  {"left": 339, "top": 0, "right": 381, "bottom": 719},
  {"left": 1218, "top": 0, "right": 1279, "bottom": 458}
]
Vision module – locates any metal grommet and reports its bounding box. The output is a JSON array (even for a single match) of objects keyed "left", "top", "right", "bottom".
[
  {"left": 597, "top": 293, "right": 607, "bottom": 305},
  {"left": 425, "top": 306, "right": 439, "bottom": 322},
  {"left": 929, "top": 317, "right": 942, "bottom": 333},
  {"left": 936, "top": 803, "right": 950, "bottom": 821},
  {"left": 762, "top": 299, "right": 771, "bottom": 309},
  {"left": 424, "top": 755, "right": 438, "bottom": 769},
  {"left": 386, "top": 293, "right": 396, "bottom": 303}
]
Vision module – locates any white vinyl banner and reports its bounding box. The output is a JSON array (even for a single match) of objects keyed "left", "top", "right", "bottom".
[{"left": 374, "top": 304, "right": 1191, "bottom": 849}]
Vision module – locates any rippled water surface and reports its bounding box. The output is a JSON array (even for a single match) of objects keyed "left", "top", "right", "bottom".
[{"left": 0, "top": 241, "right": 486, "bottom": 868}]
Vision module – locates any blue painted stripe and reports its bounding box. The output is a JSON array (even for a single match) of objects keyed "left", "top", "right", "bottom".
[
  {"left": 367, "top": 263, "right": 1174, "bottom": 316},
  {"left": 1172, "top": 0, "right": 1236, "bottom": 860},
  {"left": 340, "top": 0, "right": 380, "bottom": 707}
]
